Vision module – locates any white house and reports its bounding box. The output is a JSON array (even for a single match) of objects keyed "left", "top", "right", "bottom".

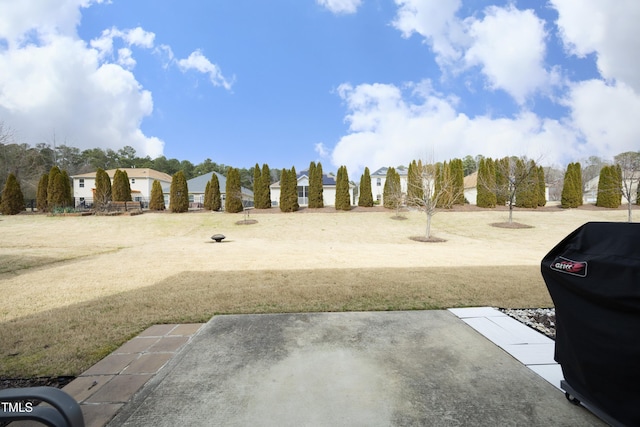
[
  {"left": 164, "top": 171, "right": 253, "bottom": 209},
  {"left": 71, "top": 168, "right": 172, "bottom": 208},
  {"left": 370, "top": 166, "right": 408, "bottom": 205},
  {"left": 270, "top": 170, "right": 356, "bottom": 207}
]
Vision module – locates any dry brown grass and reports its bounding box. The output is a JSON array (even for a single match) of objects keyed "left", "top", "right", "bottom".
[{"left": 0, "top": 206, "right": 632, "bottom": 377}]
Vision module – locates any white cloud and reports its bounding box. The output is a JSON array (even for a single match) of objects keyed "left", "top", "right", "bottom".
[
  {"left": 393, "top": 2, "right": 560, "bottom": 104},
  {"left": 177, "top": 50, "right": 234, "bottom": 90},
  {"left": 317, "top": 0, "right": 363, "bottom": 14},
  {"left": 563, "top": 79, "right": 640, "bottom": 158},
  {"left": 392, "top": 0, "right": 465, "bottom": 67},
  {"left": 464, "top": 6, "right": 560, "bottom": 104},
  {"left": 331, "top": 81, "right": 583, "bottom": 178},
  {"left": 551, "top": 0, "right": 640, "bottom": 92},
  {"left": 0, "top": 2, "right": 230, "bottom": 158},
  {"left": 314, "top": 142, "right": 329, "bottom": 158}
]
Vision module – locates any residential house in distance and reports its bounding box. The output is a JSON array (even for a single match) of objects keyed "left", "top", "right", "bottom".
[
  {"left": 162, "top": 171, "right": 253, "bottom": 210},
  {"left": 270, "top": 169, "right": 356, "bottom": 207},
  {"left": 370, "top": 166, "right": 408, "bottom": 205},
  {"left": 72, "top": 168, "right": 172, "bottom": 208}
]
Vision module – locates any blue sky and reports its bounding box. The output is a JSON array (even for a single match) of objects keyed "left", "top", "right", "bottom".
[{"left": 1, "top": 0, "right": 639, "bottom": 179}]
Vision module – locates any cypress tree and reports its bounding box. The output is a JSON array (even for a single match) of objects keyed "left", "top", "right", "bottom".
[
  {"left": 47, "top": 166, "right": 64, "bottom": 209},
  {"left": 203, "top": 181, "right": 212, "bottom": 210},
  {"left": 149, "top": 180, "right": 165, "bottom": 210},
  {"left": 476, "top": 158, "right": 496, "bottom": 207},
  {"left": 225, "top": 167, "right": 244, "bottom": 213},
  {"left": 573, "top": 162, "right": 583, "bottom": 206},
  {"left": 435, "top": 162, "right": 452, "bottom": 208},
  {"left": 561, "top": 163, "right": 579, "bottom": 208},
  {"left": 383, "top": 167, "right": 401, "bottom": 209},
  {"left": 515, "top": 159, "right": 538, "bottom": 208},
  {"left": 112, "top": 169, "right": 131, "bottom": 202},
  {"left": 94, "top": 168, "right": 112, "bottom": 210},
  {"left": 451, "top": 158, "right": 465, "bottom": 204},
  {"left": 279, "top": 168, "right": 289, "bottom": 212},
  {"left": 407, "top": 160, "right": 424, "bottom": 206},
  {"left": 170, "top": 170, "right": 189, "bottom": 213},
  {"left": 260, "top": 163, "right": 271, "bottom": 209},
  {"left": 36, "top": 173, "right": 49, "bottom": 212},
  {"left": 61, "top": 169, "right": 73, "bottom": 207},
  {"left": 596, "top": 166, "right": 621, "bottom": 208},
  {"left": 308, "top": 162, "right": 319, "bottom": 208},
  {"left": 0, "top": 173, "right": 24, "bottom": 215},
  {"left": 253, "top": 163, "right": 262, "bottom": 208},
  {"left": 290, "top": 166, "right": 299, "bottom": 211},
  {"left": 495, "top": 157, "right": 509, "bottom": 206},
  {"left": 210, "top": 173, "right": 221, "bottom": 211},
  {"left": 358, "top": 167, "right": 374, "bottom": 207},
  {"left": 335, "top": 165, "right": 351, "bottom": 210},
  {"left": 537, "top": 166, "right": 546, "bottom": 207}
]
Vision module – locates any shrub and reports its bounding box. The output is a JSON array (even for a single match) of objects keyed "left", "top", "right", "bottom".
[
  {"left": 149, "top": 180, "right": 165, "bottom": 210},
  {"left": 170, "top": 170, "right": 189, "bottom": 213},
  {"left": 0, "top": 173, "right": 24, "bottom": 215},
  {"left": 36, "top": 173, "right": 49, "bottom": 212},
  {"left": 225, "top": 167, "right": 244, "bottom": 213}
]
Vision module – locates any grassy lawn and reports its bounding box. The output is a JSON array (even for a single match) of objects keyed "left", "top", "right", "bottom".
[{"left": 0, "top": 206, "right": 632, "bottom": 378}]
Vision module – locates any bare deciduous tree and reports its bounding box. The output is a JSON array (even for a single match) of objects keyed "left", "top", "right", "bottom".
[
  {"left": 614, "top": 151, "right": 640, "bottom": 222},
  {"left": 408, "top": 160, "right": 464, "bottom": 240}
]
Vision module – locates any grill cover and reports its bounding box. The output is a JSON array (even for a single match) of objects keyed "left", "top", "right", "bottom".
[{"left": 541, "top": 222, "right": 640, "bottom": 426}]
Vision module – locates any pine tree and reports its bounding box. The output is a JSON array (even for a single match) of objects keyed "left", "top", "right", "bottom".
[
  {"left": 358, "top": 167, "right": 374, "bottom": 207},
  {"left": 261, "top": 163, "right": 271, "bottom": 209},
  {"left": 225, "top": 167, "right": 244, "bottom": 213},
  {"left": 537, "top": 166, "right": 546, "bottom": 207},
  {"left": 170, "top": 170, "right": 189, "bottom": 213},
  {"left": 210, "top": 173, "right": 222, "bottom": 211},
  {"left": 36, "top": 173, "right": 48, "bottom": 212},
  {"left": 476, "top": 158, "right": 496, "bottom": 208},
  {"left": 0, "top": 173, "right": 24, "bottom": 215},
  {"left": 94, "top": 168, "right": 112, "bottom": 211},
  {"left": 149, "top": 180, "right": 165, "bottom": 210},
  {"left": 335, "top": 165, "right": 351, "bottom": 210}
]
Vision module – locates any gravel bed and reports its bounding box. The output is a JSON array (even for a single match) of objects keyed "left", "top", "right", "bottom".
[{"left": 501, "top": 307, "right": 556, "bottom": 340}]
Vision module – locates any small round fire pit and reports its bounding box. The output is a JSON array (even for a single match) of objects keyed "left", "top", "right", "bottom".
[{"left": 211, "top": 234, "right": 226, "bottom": 243}]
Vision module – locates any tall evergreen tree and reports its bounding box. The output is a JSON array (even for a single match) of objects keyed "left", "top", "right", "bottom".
[
  {"left": 308, "top": 161, "right": 324, "bottom": 208},
  {"left": 451, "top": 158, "right": 465, "bottom": 204},
  {"left": 149, "top": 179, "right": 165, "bottom": 210},
  {"left": 573, "top": 162, "right": 583, "bottom": 206},
  {"left": 47, "top": 166, "right": 63, "bottom": 209},
  {"left": 94, "top": 168, "right": 112, "bottom": 210},
  {"left": 494, "top": 157, "right": 510, "bottom": 206},
  {"left": 383, "top": 167, "right": 402, "bottom": 209},
  {"left": 36, "top": 173, "right": 48, "bottom": 212},
  {"left": 358, "top": 167, "right": 374, "bottom": 207},
  {"left": 335, "top": 165, "right": 351, "bottom": 210},
  {"left": 279, "top": 167, "right": 299, "bottom": 212},
  {"left": 253, "top": 163, "right": 262, "bottom": 208},
  {"left": 203, "top": 181, "right": 212, "bottom": 210},
  {"left": 61, "top": 169, "right": 73, "bottom": 207},
  {"left": 170, "top": 170, "right": 189, "bottom": 213},
  {"left": 515, "top": 159, "right": 538, "bottom": 208},
  {"left": 112, "top": 169, "right": 132, "bottom": 202},
  {"left": 260, "top": 163, "right": 271, "bottom": 208},
  {"left": 537, "top": 166, "right": 547, "bottom": 207},
  {"left": 435, "top": 162, "right": 452, "bottom": 208},
  {"left": 0, "top": 173, "right": 24, "bottom": 215},
  {"left": 225, "top": 167, "right": 244, "bottom": 213},
  {"left": 210, "top": 173, "right": 222, "bottom": 211},
  {"left": 596, "top": 165, "right": 621, "bottom": 208},
  {"left": 476, "top": 158, "right": 496, "bottom": 207},
  {"left": 561, "top": 163, "right": 580, "bottom": 208}
]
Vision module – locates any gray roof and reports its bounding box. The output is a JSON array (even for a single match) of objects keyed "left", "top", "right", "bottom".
[
  {"left": 371, "top": 166, "right": 408, "bottom": 177},
  {"left": 162, "top": 171, "right": 253, "bottom": 196}
]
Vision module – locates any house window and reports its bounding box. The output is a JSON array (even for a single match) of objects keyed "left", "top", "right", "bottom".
[
  {"left": 376, "top": 178, "right": 381, "bottom": 186},
  {"left": 79, "top": 179, "right": 84, "bottom": 188}
]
